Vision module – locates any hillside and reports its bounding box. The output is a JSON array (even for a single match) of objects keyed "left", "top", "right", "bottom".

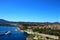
[{"left": 0, "top": 19, "right": 60, "bottom": 30}]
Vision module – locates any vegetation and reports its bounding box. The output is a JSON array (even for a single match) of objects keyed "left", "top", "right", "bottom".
[
  {"left": 0, "top": 24, "right": 15, "bottom": 26},
  {"left": 33, "top": 28, "right": 60, "bottom": 39},
  {"left": 33, "top": 28, "right": 60, "bottom": 36},
  {"left": 27, "top": 34, "right": 55, "bottom": 40},
  {"left": 28, "top": 34, "right": 35, "bottom": 38}
]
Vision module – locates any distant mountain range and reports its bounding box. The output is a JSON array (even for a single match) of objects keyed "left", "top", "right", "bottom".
[
  {"left": 0, "top": 19, "right": 60, "bottom": 25},
  {"left": 0, "top": 19, "right": 9, "bottom": 24}
]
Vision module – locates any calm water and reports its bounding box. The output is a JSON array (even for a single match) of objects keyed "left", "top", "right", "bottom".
[{"left": 0, "top": 26, "right": 29, "bottom": 40}]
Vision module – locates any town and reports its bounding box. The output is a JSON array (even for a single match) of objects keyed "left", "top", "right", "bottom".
[{"left": 17, "top": 23, "right": 60, "bottom": 40}]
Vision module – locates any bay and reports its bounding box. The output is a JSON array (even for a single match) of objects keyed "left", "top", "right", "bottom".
[{"left": 0, "top": 26, "right": 29, "bottom": 40}]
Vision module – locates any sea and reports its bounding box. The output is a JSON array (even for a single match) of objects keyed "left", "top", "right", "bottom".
[{"left": 0, "top": 26, "right": 29, "bottom": 40}]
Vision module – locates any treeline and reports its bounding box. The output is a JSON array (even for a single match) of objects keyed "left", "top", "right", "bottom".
[{"left": 0, "top": 24, "right": 15, "bottom": 26}]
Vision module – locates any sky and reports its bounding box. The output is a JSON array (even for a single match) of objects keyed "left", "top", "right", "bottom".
[{"left": 0, "top": 0, "right": 60, "bottom": 22}]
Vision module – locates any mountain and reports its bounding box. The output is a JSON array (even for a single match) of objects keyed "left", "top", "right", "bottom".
[
  {"left": 0, "top": 19, "right": 60, "bottom": 25},
  {"left": 0, "top": 19, "right": 9, "bottom": 24}
]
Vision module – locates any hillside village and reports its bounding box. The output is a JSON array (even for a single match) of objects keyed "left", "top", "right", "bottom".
[
  {"left": 17, "top": 23, "right": 60, "bottom": 40},
  {"left": 18, "top": 23, "right": 60, "bottom": 30}
]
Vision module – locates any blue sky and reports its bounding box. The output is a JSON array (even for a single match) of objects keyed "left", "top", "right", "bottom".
[{"left": 0, "top": 0, "right": 60, "bottom": 22}]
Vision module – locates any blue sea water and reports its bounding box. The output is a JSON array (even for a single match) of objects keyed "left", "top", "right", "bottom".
[{"left": 0, "top": 26, "right": 29, "bottom": 40}]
